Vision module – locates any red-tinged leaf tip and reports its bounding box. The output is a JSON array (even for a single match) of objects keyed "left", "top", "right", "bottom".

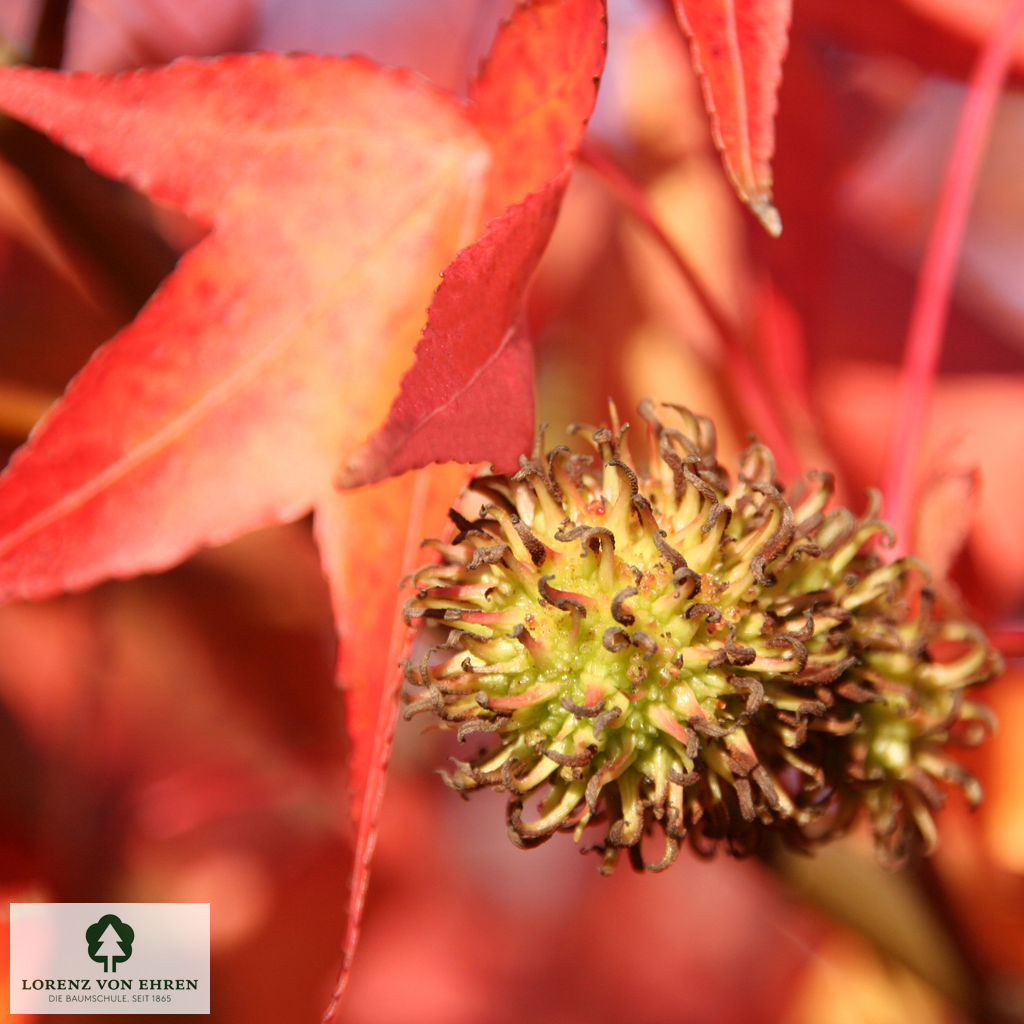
[
  {"left": 338, "top": 189, "right": 560, "bottom": 488},
  {"left": 313, "top": 463, "right": 471, "bottom": 1020},
  {"left": 0, "top": 55, "right": 491, "bottom": 603},
  {"left": 671, "top": 0, "right": 790, "bottom": 236},
  {"left": 339, "top": 0, "right": 607, "bottom": 488},
  {"left": 471, "top": 0, "right": 607, "bottom": 215}
]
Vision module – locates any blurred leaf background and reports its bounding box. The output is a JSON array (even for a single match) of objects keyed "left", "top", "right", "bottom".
[{"left": 1, "top": 1, "right": 1022, "bottom": 1021}]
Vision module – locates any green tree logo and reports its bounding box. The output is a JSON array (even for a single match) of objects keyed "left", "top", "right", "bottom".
[{"left": 85, "top": 914, "right": 134, "bottom": 973}]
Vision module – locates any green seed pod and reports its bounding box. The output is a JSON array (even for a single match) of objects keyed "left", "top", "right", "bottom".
[{"left": 404, "top": 401, "right": 999, "bottom": 872}]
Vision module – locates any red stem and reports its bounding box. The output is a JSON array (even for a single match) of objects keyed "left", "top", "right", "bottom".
[
  {"left": 579, "top": 143, "right": 801, "bottom": 479},
  {"left": 883, "top": 0, "right": 1024, "bottom": 556}
]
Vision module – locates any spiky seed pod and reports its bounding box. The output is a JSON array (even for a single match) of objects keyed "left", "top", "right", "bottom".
[{"left": 404, "top": 401, "right": 1000, "bottom": 872}]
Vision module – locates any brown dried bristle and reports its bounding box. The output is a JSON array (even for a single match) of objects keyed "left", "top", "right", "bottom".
[{"left": 404, "top": 401, "right": 999, "bottom": 873}]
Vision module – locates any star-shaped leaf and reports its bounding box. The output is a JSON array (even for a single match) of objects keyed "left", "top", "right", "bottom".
[{"left": 0, "top": 0, "right": 607, "bottom": 1007}]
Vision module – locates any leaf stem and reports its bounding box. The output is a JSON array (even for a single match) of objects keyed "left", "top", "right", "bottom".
[
  {"left": 883, "top": 0, "right": 1024, "bottom": 556},
  {"left": 579, "top": 142, "right": 801, "bottom": 478}
]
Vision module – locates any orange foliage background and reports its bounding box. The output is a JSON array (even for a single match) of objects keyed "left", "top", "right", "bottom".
[{"left": 1, "top": 2, "right": 1022, "bottom": 1022}]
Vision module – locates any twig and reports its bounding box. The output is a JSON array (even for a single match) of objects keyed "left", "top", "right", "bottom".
[
  {"left": 883, "top": 0, "right": 1024, "bottom": 556},
  {"left": 579, "top": 142, "right": 801, "bottom": 479}
]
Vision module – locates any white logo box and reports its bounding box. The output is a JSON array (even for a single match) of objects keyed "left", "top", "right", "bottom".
[{"left": 10, "top": 903, "right": 210, "bottom": 1015}]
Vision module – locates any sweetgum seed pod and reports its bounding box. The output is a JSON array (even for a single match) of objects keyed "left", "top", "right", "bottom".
[{"left": 404, "top": 401, "right": 1001, "bottom": 872}]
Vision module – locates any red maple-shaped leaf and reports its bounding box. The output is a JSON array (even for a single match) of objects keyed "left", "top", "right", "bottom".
[
  {"left": 341, "top": 0, "right": 607, "bottom": 485},
  {"left": 0, "top": 53, "right": 492, "bottom": 598},
  {"left": 671, "top": 0, "right": 790, "bottom": 236},
  {"left": 0, "top": 0, "right": 606, "bottom": 600},
  {"left": 0, "top": 0, "right": 607, "bottom": 1009}
]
